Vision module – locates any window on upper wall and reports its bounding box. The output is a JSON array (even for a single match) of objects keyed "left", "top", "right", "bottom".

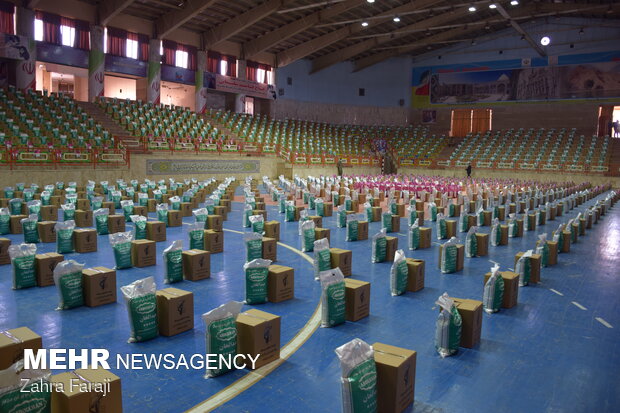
[
  {"left": 59, "top": 24, "right": 74, "bottom": 47},
  {"left": 175, "top": 50, "right": 188, "bottom": 69},
  {"left": 126, "top": 38, "right": 138, "bottom": 60},
  {"left": 220, "top": 60, "right": 228, "bottom": 76},
  {"left": 34, "top": 18, "right": 43, "bottom": 41}
]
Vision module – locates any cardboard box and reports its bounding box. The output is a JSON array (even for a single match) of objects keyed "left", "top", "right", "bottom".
[
  {"left": 221, "top": 199, "right": 231, "bottom": 212},
  {"left": 131, "top": 239, "right": 156, "bottom": 267},
  {"left": 133, "top": 205, "right": 147, "bottom": 217},
  {"left": 74, "top": 210, "right": 93, "bottom": 228},
  {"left": 0, "top": 238, "right": 10, "bottom": 265},
  {"left": 547, "top": 241, "right": 558, "bottom": 265},
  {"left": 350, "top": 199, "right": 359, "bottom": 213},
  {"left": 500, "top": 225, "right": 508, "bottom": 245},
  {"left": 396, "top": 203, "right": 406, "bottom": 218},
  {"left": 214, "top": 205, "right": 227, "bottom": 220},
  {"left": 206, "top": 215, "right": 223, "bottom": 232},
  {"left": 264, "top": 220, "right": 280, "bottom": 241},
  {"left": 561, "top": 230, "right": 571, "bottom": 253},
  {"left": 373, "top": 198, "right": 381, "bottom": 207},
  {"left": 35, "top": 253, "right": 64, "bottom": 287},
  {"left": 147, "top": 199, "right": 157, "bottom": 212},
  {"left": 167, "top": 210, "right": 182, "bottom": 227},
  {"left": 323, "top": 202, "right": 333, "bottom": 217},
  {"left": 358, "top": 193, "right": 366, "bottom": 204},
  {"left": 107, "top": 215, "right": 125, "bottom": 234},
  {"left": 556, "top": 204, "right": 563, "bottom": 217},
  {"left": 102, "top": 201, "right": 115, "bottom": 214},
  {"left": 182, "top": 249, "right": 210, "bottom": 281},
  {"left": 453, "top": 298, "right": 482, "bottom": 348},
  {"left": 357, "top": 221, "right": 368, "bottom": 240},
  {"left": 146, "top": 221, "right": 166, "bottom": 242},
  {"left": 204, "top": 230, "right": 223, "bottom": 253},
  {"left": 418, "top": 227, "right": 431, "bottom": 249},
  {"left": 445, "top": 219, "right": 457, "bottom": 239},
  {"left": 51, "top": 368, "right": 122, "bottom": 413},
  {"left": 481, "top": 210, "right": 491, "bottom": 226},
  {"left": 467, "top": 214, "right": 477, "bottom": 229},
  {"left": 516, "top": 219, "right": 524, "bottom": 237},
  {"left": 308, "top": 215, "right": 322, "bottom": 228},
  {"left": 406, "top": 258, "right": 425, "bottom": 292},
  {"left": 40, "top": 205, "right": 58, "bottom": 221},
  {"left": 509, "top": 203, "right": 516, "bottom": 214},
  {"left": 437, "top": 244, "right": 464, "bottom": 272},
  {"left": 37, "top": 221, "right": 56, "bottom": 243},
  {"left": 383, "top": 236, "right": 397, "bottom": 262},
  {"left": 82, "top": 266, "right": 116, "bottom": 307},
  {"left": 262, "top": 237, "right": 277, "bottom": 261},
  {"left": 330, "top": 248, "right": 352, "bottom": 276},
  {"left": 268, "top": 265, "right": 294, "bottom": 303},
  {"left": 372, "top": 207, "right": 382, "bottom": 222},
  {"left": 497, "top": 206, "right": 506, "bottom": 221},
  {"left": 344, "top": 278, "right": 370, "bottom": 321},
  {"left": 50, "top": 195, "right": 62, "bottom": 207},
  {"left": 73, "top": 229, "right": 98, "bottom": 253},
  {"left": 315, "top": 227, "right": 330, "bottom": 244},
  {"left": 527, "top": 214, "right": 537, "bottom": 231},
  {"left": 390, "top": 215, "right": 401, "bottom": 233},
  {"left": 475, "top": 233, "right": 488, "bottom": 256},
  {"left": 373, "top": 342, "right": 416, "bottom": 413},
  {"left": 156, "top": 288, "right": 194, "bottom": 336},
  {"left": 484, "top": 271, "right": 519, "bottom": 308},
  {"left": 180, "top": 202, "right": 192, "bottom": 217},
  {"left": 236, "top": 309, "right": 281, "bottom": 369},
  {"left": 0, "top": 327, "right": 42, "bottom": 370},
  {"left": 549, "top": 205, "right": 556, "bottom": 220},
  {"left": 10, "top": 215, "right": 27, "bottom": 234},
  {"left": 77, "top": 198, "right": 90, "bottom": 210},
  {"left": 515, "top": 252, "right": 541, "bottom": 284}
]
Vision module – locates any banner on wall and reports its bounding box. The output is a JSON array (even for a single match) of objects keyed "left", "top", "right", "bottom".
[
  {"left": 0, "top": 34, "right": 31, "bottom": 60},
  {"left": 147, "top": 159, "right": 260, "bottom": 175},
  {"left": 214, "top": 74, "right": 276, "bottom": 100},
  {"left": 412, "top": 50, "right": 620, "bottom": 107}
]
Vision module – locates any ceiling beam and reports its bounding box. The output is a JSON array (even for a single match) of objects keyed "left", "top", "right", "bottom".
[
  {"left": 495, "top": 3, "right": 545, "bottom": 57},
  {"left": 354, "top": 25, "right": 485, "bottom": 72},
  {"left": 203, "top": 0, "right": 283, "bottom": 49},
  {"left": 276, "top": 0, "right": 443, "bottom": 67},
  {"left": 155, "top": 0, "right": 218, "bottom": 39},
  {"left": 98, "top": 0, "right": 137, "bottom": 26},
  {"left": 242, "top": 0, "right": 364, "bottom": 60},
  {"left": 311, "top": 6, "right": 471, "bottom": 73},
  {"left": 353, "top": 2, "right": 619, "bottom": 71},
  {"left": 26, "top": 0, "right": 42, "bottom": 8}
]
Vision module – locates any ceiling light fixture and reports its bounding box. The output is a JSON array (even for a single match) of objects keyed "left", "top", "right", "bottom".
[
  {"left": 511, "top": 0, "right": 519, "bottom": 5},
  {"left": 489, "top": 4, "right": 497, "bottom": 9},
  {"left": 540, "top": 36, "right": 551, "bottom": 46},
  {"left": 393, "top": 16, "right": 400, "bottom": 22},
  {"left": 366, "top": 0, "right": 375, "bottom": 3},
  {"left": 468, "top": 6, "right": 476, "bottom": 12},
  {"left": 361, "top": 21, "right": 369, "bottom": 27}
]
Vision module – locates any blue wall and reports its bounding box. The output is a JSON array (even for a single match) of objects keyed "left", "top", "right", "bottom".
[{"left": 276, "top": 57, "right": 411, "bottom": 108}]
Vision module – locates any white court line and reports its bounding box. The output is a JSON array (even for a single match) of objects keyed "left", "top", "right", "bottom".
[
  {"left": 596, "top": 317, "right": 613, "bottom": 328},
  {"left": 549, "top": 289, "right": 564, "bottom": 296},
  {"left": 571, "top": 301, "right": 587, "bottom": 310}
]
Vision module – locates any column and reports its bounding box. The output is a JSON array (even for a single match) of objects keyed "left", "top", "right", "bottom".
[
  {"left": 147, "top": 38, "right": 161, "bottom": 105},
  {"left": 234, "top": 59, "right": 246, "bottom": 113},
  {"left": 195, "top": 50, "right": 207, "bottom": 114},
  {"left": 88, "top": 25, "right": 105, "bottom": 102},
  {"left": 14, "top": 7, "right": 36, "bottom": 91}
]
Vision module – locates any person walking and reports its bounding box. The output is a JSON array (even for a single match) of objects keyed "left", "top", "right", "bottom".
[
  {"left": 466, "top": 163, "right": 472, "bottom": 178},
  {"left": 337, "top": 159, "right": 343, "bottom": 177},
  {"left": 613, "top": 120, "right": 620, "bottom": 138}
]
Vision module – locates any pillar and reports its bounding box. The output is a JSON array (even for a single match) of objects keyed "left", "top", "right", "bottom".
[
  {"left": 195, "top": 50, "right": 207, "bottom": 114},
  {"left": 14, "top": 7, "right": 36, "bottom": 91},
  {"left": 234, "top": 59, "right": 247, "bottom": 113},
  {"left": 147, "top": 38, "right": 161, "bottom": 105},
  {"left": 88, "top": 25, "right": 105, "bottom": 102}
]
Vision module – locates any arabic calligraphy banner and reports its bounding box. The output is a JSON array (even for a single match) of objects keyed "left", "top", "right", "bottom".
[
  {"left": 214, "top": 74, "right": 276, "bottom": 100},
  {"left": 147, "top": 159, "right": 260, "bottom": 175}
]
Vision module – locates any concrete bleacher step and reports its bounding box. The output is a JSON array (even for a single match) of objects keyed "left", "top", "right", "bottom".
[{"left": 78, "top": 101, "right": 146, "bottom": 153}]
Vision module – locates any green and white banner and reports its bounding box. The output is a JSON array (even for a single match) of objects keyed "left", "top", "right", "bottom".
[{"left": 147, "top": 159, "right": 260, "bottom": 175}]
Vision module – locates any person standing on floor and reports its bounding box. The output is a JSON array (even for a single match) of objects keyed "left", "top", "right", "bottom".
[
  {"left": 337, "top": 158, "right": 343, "bottom": 177},
  {"left": 466, "top": 163, "right": 472, "bottom": 179},
  {"left": 614, "top": 120, "right": 620, "bottom": 138}
]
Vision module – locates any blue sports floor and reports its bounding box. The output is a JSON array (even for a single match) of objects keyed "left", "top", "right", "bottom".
[{"left": 1, "top": 186, "right": 618, "bottom": 413}]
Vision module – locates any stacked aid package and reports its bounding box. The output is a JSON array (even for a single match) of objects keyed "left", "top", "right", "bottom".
[
  {"left": 121, "top": 276, "right": 158, "bottom": 343},
  {"left": 334, "top": 338, "right": 378, "bottom": 413},
  {"left": 202, "top": 301, "right": 244, "bottom": 378},
  {"left": 483, "top": 263, "right": 504, "bottom": 314},
  {"left": 435, "top": 292, "right": 462, "bottom": 358}
]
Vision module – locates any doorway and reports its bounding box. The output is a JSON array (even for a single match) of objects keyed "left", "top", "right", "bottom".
[{"left": 598, "top": 105, "right": 620, "bottom": 137}]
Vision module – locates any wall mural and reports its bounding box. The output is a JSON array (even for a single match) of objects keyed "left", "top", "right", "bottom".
[{"left": 412, "top": 50, "right": 620, "bottom": 107}]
